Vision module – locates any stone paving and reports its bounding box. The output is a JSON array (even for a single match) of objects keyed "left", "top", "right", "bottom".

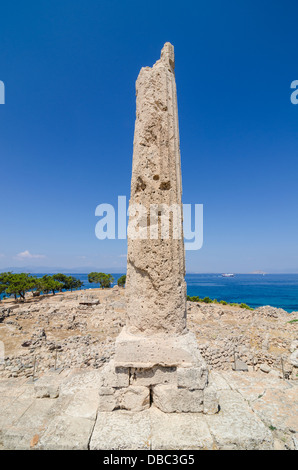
[{"left": 0, "top": 369, "right": 297, "bottom": 450}]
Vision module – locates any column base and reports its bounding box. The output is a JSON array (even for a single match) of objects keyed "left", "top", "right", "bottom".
[{"left": 98, "top": 328, "right": 219, "bottom": 414}]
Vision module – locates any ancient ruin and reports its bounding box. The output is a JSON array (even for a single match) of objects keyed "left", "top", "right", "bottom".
[{"left": 98, "top": 43, "right": 218, "bottom": 414}]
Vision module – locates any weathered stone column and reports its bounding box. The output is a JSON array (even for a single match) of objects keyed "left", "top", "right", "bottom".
[
  {"left": 98, "top": 44, "right": 218, "bottom": 414},
  {"left": 125, "top": 42, "right": 187, "bottom": 336}
]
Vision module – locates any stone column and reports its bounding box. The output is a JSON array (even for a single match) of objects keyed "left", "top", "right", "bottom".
[
  {"left": 98, "top": 44, "right": 218, "bottom": 414},
  {"left": 125, "top": 42, "right": 187, "bottom": 336}
]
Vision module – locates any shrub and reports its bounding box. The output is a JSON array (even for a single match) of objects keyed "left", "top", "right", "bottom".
[
  {"left": 187, "top": 296, "right": 202, "bottom": 302},
  {"left": 202, "top": 297, "right": 213, "bottom": 303},
  {"left": 239, "top": 303, "right": 254, "bottom": 310},
  {"left": 117, "top": 275, "right": 126, "bottom": 287}
]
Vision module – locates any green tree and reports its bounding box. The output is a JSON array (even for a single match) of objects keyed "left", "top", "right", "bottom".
[
  {"left": 37, "top": 275, "right": 63, "bottom": 295},
  {"left": 117, "top": 275, "right": 126, "bottom": 287},
  {"left": 88, "top": 272, "right": 101, "bottom": 284},
  {"left": 5, "top": 273, "right": 38, "bottom": 301},
  {"left": 52, "top": 273, "right": 68, "bottom": 290},
  {"left": 70, "top": 278, "right": 84, "bottom": 291},
  {"left": 97, "top": 273, "right": 114, "bottom": 288},
  {"left": 0, "top": 283, "right": 7, "bottom": 301},
  {"left": 52, "top": 274, "right": 83, "bottom": 292},
  {"left": 63, "top": 275, "right": 83, "bottom": 292},
  {"left": 88, "top": 272, "right": 114, "bottom": 288},
  {"left": 0, "top": 272, "right": 12, "bottom": 300}
]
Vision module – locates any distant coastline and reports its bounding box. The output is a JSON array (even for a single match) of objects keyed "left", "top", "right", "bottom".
[{"left": 1, "top": 272, "right": 298, "bottom": 313}]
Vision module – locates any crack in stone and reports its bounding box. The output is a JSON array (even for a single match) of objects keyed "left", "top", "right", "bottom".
[
  {"left": 87, "top": 408, "right": 99, "bottom": 450},
  {"left": 128, "top": 259, "right": 159, "bottom": 292}
]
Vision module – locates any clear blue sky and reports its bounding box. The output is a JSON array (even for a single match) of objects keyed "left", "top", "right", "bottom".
[{"left": 0, "top": 0, "right": 297, "bottom": 273}]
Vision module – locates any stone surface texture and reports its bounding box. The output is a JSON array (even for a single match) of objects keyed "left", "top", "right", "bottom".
[
  {"left": 125, "top": 42, "right": 186, "bottom": 337},
  {"left": 0, "top": 369, "right": 297, "bottom": 450}
]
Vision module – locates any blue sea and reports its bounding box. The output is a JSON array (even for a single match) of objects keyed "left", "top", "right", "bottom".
[
  {"left": 2, "top": 273, "right": 298, "bottom": 313},
  {"left": 84, "top": 273, "right": 297, "bottom": 313},
  {"left": 186, "top": 273, "right": 298, "bottom": 313}
]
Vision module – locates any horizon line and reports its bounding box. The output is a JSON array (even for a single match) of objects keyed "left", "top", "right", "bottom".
[{"left": 1, "top": 267, "right": 298, "bottom": 275}]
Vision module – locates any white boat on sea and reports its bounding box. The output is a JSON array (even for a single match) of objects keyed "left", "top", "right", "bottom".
[{"left": 221, "top": 273, "right": 235, "bottom": 277}]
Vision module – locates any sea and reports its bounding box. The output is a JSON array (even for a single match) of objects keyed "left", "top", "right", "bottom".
[{"left": 2, "top": 273, "right": 298, "bottom": 313}]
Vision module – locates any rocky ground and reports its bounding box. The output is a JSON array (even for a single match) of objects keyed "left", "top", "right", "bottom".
[
  {"left": 0, "top": 287, "right": 297, "bottom": 450},
  {"left": 0, "top": 287, "right": 297, "bottom": 380}
]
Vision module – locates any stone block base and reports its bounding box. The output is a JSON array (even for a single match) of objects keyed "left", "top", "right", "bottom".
[
  {"left": 114, "top": 328, "right": 204, "bottom": 368},
  {"left": 98, "top": 385, "right": 150, "bottom": 412},
  {"left": 97, "top": 331, "right": 219, "bottom": 414},
  {"left": 153, "top": 385, "right": 204, "bottom": 413}
]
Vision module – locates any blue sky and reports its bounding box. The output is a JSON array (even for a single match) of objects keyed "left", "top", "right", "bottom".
[{"left": 0, "top": 0, "right": 297, "bottom": 273}]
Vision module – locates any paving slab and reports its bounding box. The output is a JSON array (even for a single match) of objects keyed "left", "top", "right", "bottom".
[
  {"left": 150, "top": 407, "right": 214, "bottom": 450},
  {"left": 64, "top": 389, "right": 99, "bottom": 421},
  {"left": 36, "top": 414, "right": 95, "bottom": 450},
  {"left": 1, "top": 427, "right": 38, "bottom": 450},
  {"left": 0, "top": 396, "right": 15, "bottom": 413},
  {"left": 205, "top": 390, "right": 274, "bottom": 450},
  {"left": 0, "top": 397, "right": 58, "bottom": 449},
  {"left": 251, "top": 387, "right": 298, "bottom": 434},
  {"left": 60, "top": 369, "right": 103, "bottom": 396},
  {"left": 224, "top": 371, "right": 292, "bottom": 396},
  {"left": 90, "top": 410, "right": 151, "bottom": 450},
  {"left": 0, "top": 379, "right": 29, "bottom": 398},
  {"left": 0, "top": 398, "right": 34, "bottom": 429},
  {"left": 34, "top": 371, "right": 67, "bottom": 398},
  {"left": 209, "top": 371, "right": 231, "bottom": 391}
]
